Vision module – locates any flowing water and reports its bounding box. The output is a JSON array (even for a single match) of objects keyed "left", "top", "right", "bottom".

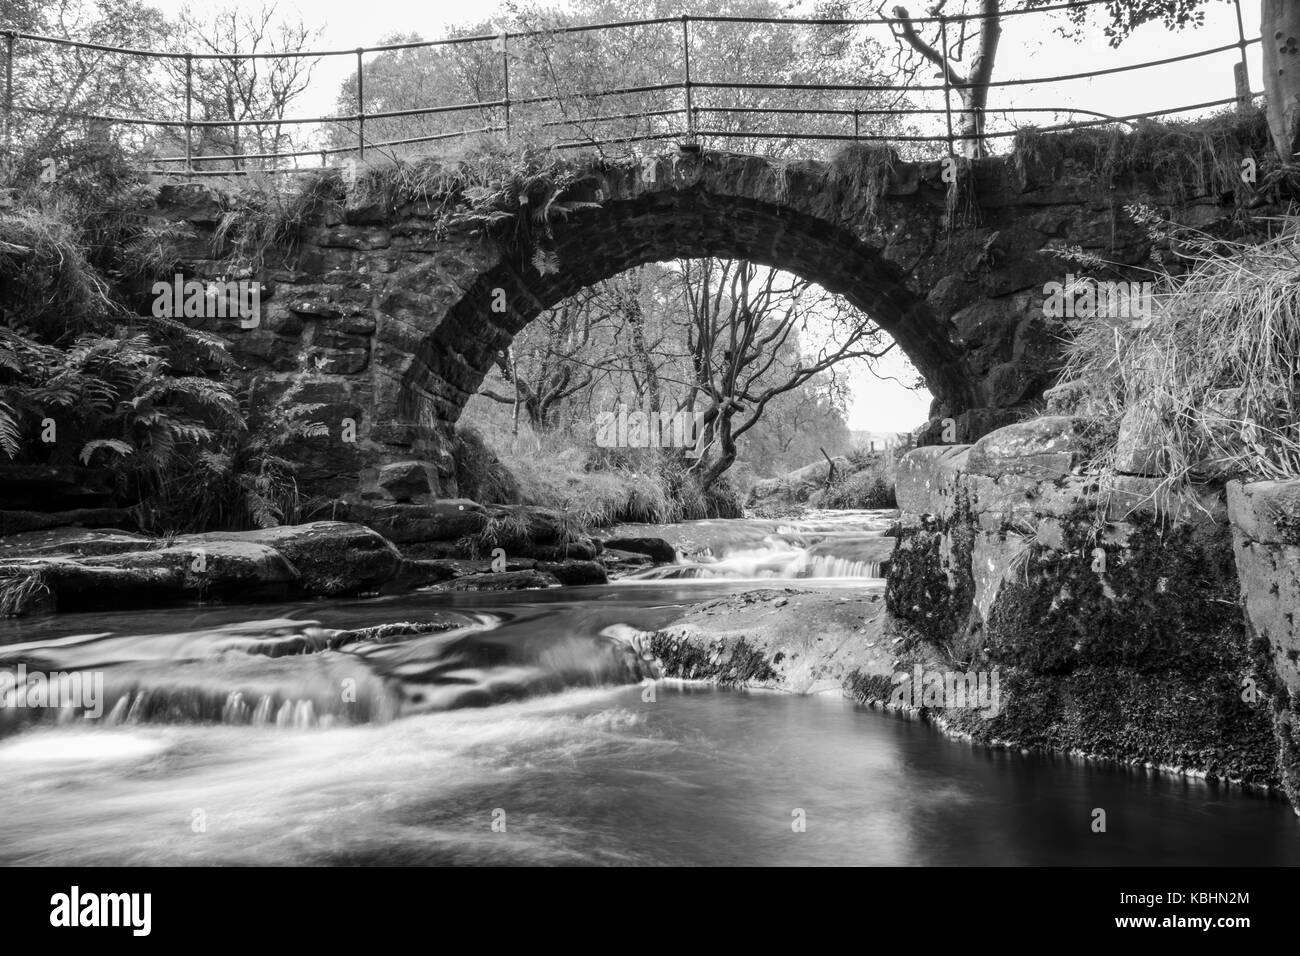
[{"left": 0, "top": 510, "right": 1296, "bottom": 866}]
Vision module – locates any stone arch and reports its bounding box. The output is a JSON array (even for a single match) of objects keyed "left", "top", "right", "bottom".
[
  {"left": 151, "top": 144, "right": 1225, "bottom": 501},
  {"left": 379, "top": 151, "right": 988, "bottom": 479},
  {"left": 398, "top": 190, "right": 977, "bottom": 429}
]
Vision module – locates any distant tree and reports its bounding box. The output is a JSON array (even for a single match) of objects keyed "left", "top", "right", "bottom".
[
  {"left": 864, "top": 0, "right": 1231, "bottom": 157},
  {"left": 327, "top": 24, "right": 499, "bottom": 152},
  {"left": 0, "top": 0, "right": 169, "bottom": 173},
  {"left": 667, "top": 258, "right": 895, "bottom": 488},
  {"left": 156, "top": 3, "right": 322, "bottom": 169}
]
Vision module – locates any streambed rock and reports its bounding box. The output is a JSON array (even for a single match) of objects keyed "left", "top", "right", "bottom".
[
  {"left": 0, "top": 527, "right": 154, "bottom": 558},
  {"left": 0, "top": 541, "right": 298, "bottom": 614},
  {"left": 535, "top": 560, "right": 607, "bottom": 585},
  {"left": 434, "top": 570, "right": 562, "bottom": 592},
  {"left": 0, "top": 521, "right": 405, "bottom": 615},
  {"left": 600, "top": 536, "right": 676, "bottom": 563},
  {"left": 174, "top": 521, "right": 400, "bottom": 596},
  {"left": 639, "top": 588, "right": 892, "bottom": 694}
]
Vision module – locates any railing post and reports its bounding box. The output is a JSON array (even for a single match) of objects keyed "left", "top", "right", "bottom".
[
  {"left": 938, "top": 14, "right": 955, "bottom": 161},
  {"left": 853, "top": 108, "right": 860, "bottom": 141},
  {"left": 355, "top": 47, "right": 365, "bottom": 158},
  {"left": 184, "top": 53, "right": 193, "bottom": 178},
  {"left": 681, "top": 15, "right": 695, "bottom": 143},
  {"left": 1232, "top": 0, "right": 1251, "bottom": 112},
  {"left": 501, "top": 32, "right": 511, "bottom": 139},
  {"left": 3, "top": 31, "right": 14, "bottom": 157}
]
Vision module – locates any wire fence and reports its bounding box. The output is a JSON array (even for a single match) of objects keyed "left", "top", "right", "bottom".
[{"left": 0, "top": 0, "right": 1263, "bottom": 177}]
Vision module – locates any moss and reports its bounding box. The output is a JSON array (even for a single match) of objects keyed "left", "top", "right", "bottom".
[
  {"left": 1011, "top": 108, "right": 1270, "bottom": 206},
  {"left": 982, "top": 513, "right": 1243, "bottom": 675},
  {"left": 647, "top": 630, "right": 779, "bottom": 686},
  {"left": 843, "top": 669, "right": 897, "bottom": 705},
  {"left": 884, "top": 491, "right": 976, "bottom": 652},
  {"left": 942, "top": 666, "right": 1279, "bottom": 786}
]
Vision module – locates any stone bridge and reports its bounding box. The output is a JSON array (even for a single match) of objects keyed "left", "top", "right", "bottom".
[{"left": 148, "top": 143, "right": 1242, "bottom": 503}]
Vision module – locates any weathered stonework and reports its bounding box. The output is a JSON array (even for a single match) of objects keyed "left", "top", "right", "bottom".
[
  {"left": 143, "top": 147, "right": 1243, "bottom": 502},
  {"left": 878, "top": 418, "right": 1294, "bottom": 809}
]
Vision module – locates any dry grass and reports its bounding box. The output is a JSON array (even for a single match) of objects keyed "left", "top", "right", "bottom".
[
  {"left": 1060, "top": 213, "right": 1300, "bottom": 513},
  {"left": 0, "top": 567, "right": 51, "bottom": 617}
]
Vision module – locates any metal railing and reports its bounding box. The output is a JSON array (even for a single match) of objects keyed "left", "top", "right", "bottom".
[{"left": 0, "top": 0, "right": 1263, "bottom": 176}]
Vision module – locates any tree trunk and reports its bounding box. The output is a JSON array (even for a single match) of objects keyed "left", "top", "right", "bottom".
[{"left": 1262, "top": 0, "right": 1300, "bottom": 163}]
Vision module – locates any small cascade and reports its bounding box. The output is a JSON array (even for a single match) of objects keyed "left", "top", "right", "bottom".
[
  {"left": 222, "top": 691, "right": 250, "bottom": 725},
  {"left": 608, "top": 509, "right": 896, "bottom": 582}
]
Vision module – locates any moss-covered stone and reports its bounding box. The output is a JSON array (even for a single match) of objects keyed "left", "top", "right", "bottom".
[
  {"left": 885, "top": 492, "right": 976, "bottom": 652},
  {"left": 647, "top": 631, "right": 780, "bottom": 686},
  {"left": 983, "top": 515, "right": 1244, "bottom": 676}
]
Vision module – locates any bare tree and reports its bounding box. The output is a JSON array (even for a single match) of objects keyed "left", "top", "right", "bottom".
[
  {"left": 159, "top": 3, "right": 322, "bottom": 169},
  {"left": 672, "top": 259, "right": 895, "bottom": 488}
]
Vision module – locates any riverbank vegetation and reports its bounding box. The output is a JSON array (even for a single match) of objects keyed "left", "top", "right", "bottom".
[
  {"left": 0, "top": 140, "right": 331, "bottom": 533},
  {"left": 1057, "top": 208, "right": 1300, "bottom": 513}
]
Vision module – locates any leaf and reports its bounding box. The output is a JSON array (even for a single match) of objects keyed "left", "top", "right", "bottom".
[
  {"left": 0, "top": 400, "right": 20, "bottom": 458},
  {"left": 79, "top": 438, "right": 134, "bottom": 465},
  {"left": 531, "top": 248, "right": 559, "bottom": 276}
]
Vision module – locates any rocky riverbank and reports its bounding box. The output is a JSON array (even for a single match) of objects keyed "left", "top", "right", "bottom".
[
  {"left": 628, "top": 414, "right": 1300, "bottom": 814},
  {"left": 0, "top": 512, "right": 680, "bottom": 615}
]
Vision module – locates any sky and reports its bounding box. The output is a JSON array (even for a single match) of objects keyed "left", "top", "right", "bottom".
[{"left": 139, "top": 0, "right": 1263, "bottom": 433}]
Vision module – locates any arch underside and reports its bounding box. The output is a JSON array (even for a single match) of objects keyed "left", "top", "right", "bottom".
[{"left": 397, "top": 188, "right": 976, "bottom": 439}]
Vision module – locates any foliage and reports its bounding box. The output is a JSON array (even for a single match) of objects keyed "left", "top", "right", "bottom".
[
  {"left": 0, "top": 142, "right": 243, "bottom": 510},
  {"left": 140, "top": 369, "right": 329, "bottom": 532},
  {"left": 813, "top": 467, "right": 897, "bottom": 509},
  {"left": 0, "top": 139, "right": 327, "bottom": 533},
  {"left": 331, "top": 0, "right": 914, "bottom": 161}
]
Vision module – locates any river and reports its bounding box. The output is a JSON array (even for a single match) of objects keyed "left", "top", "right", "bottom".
[{"left": 0, "top": 511, "right": 1296, "bottom": 865}]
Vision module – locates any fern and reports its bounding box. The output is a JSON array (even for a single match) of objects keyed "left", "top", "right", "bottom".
[{"left": 79, "top": 438, "right": 133, "bottom": 465}]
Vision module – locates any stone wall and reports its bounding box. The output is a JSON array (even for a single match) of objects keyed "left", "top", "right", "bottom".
[
  {"left": 1226, "top": 479, "right": 1300, "bottom": 803},
  {"left": 878, "top": 417, "right": 1295, "bottom": 808}
]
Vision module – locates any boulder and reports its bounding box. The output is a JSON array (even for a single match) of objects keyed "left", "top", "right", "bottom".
[
  {"left": 0, "top": 540, "right": 298, "bottom": 614},
  {"left": 394, "top": 555, "right": 539, "bottom": 589},
  {"left": 349, "top": 500, "right": 488, "bottom": 543},
  {"left": 894, "top": 444, "right": 971, "bottom": 518},
  {"left": 0, "top": 527, "right": 153, "bottom": 558},
  {"left": 600, "top": 547, "right": 654, "bottom": 573},
  {"left": 175, "top": 521, "right": 401, "bottom": 596},
  {"left": 376, "top": 460, "right": 435, "bottom": 502},
  {"left": 601, "top": 536, "right": 676, "bottom": 564},
  {"left": 966, "top": 416, "right": 1100, "bottom": 480},
  {"left": 437, "top": 570, "right": 561, "bottom": 592},
  {"left": 535, "top": 560, "right": 608, "bottom": 585}
]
